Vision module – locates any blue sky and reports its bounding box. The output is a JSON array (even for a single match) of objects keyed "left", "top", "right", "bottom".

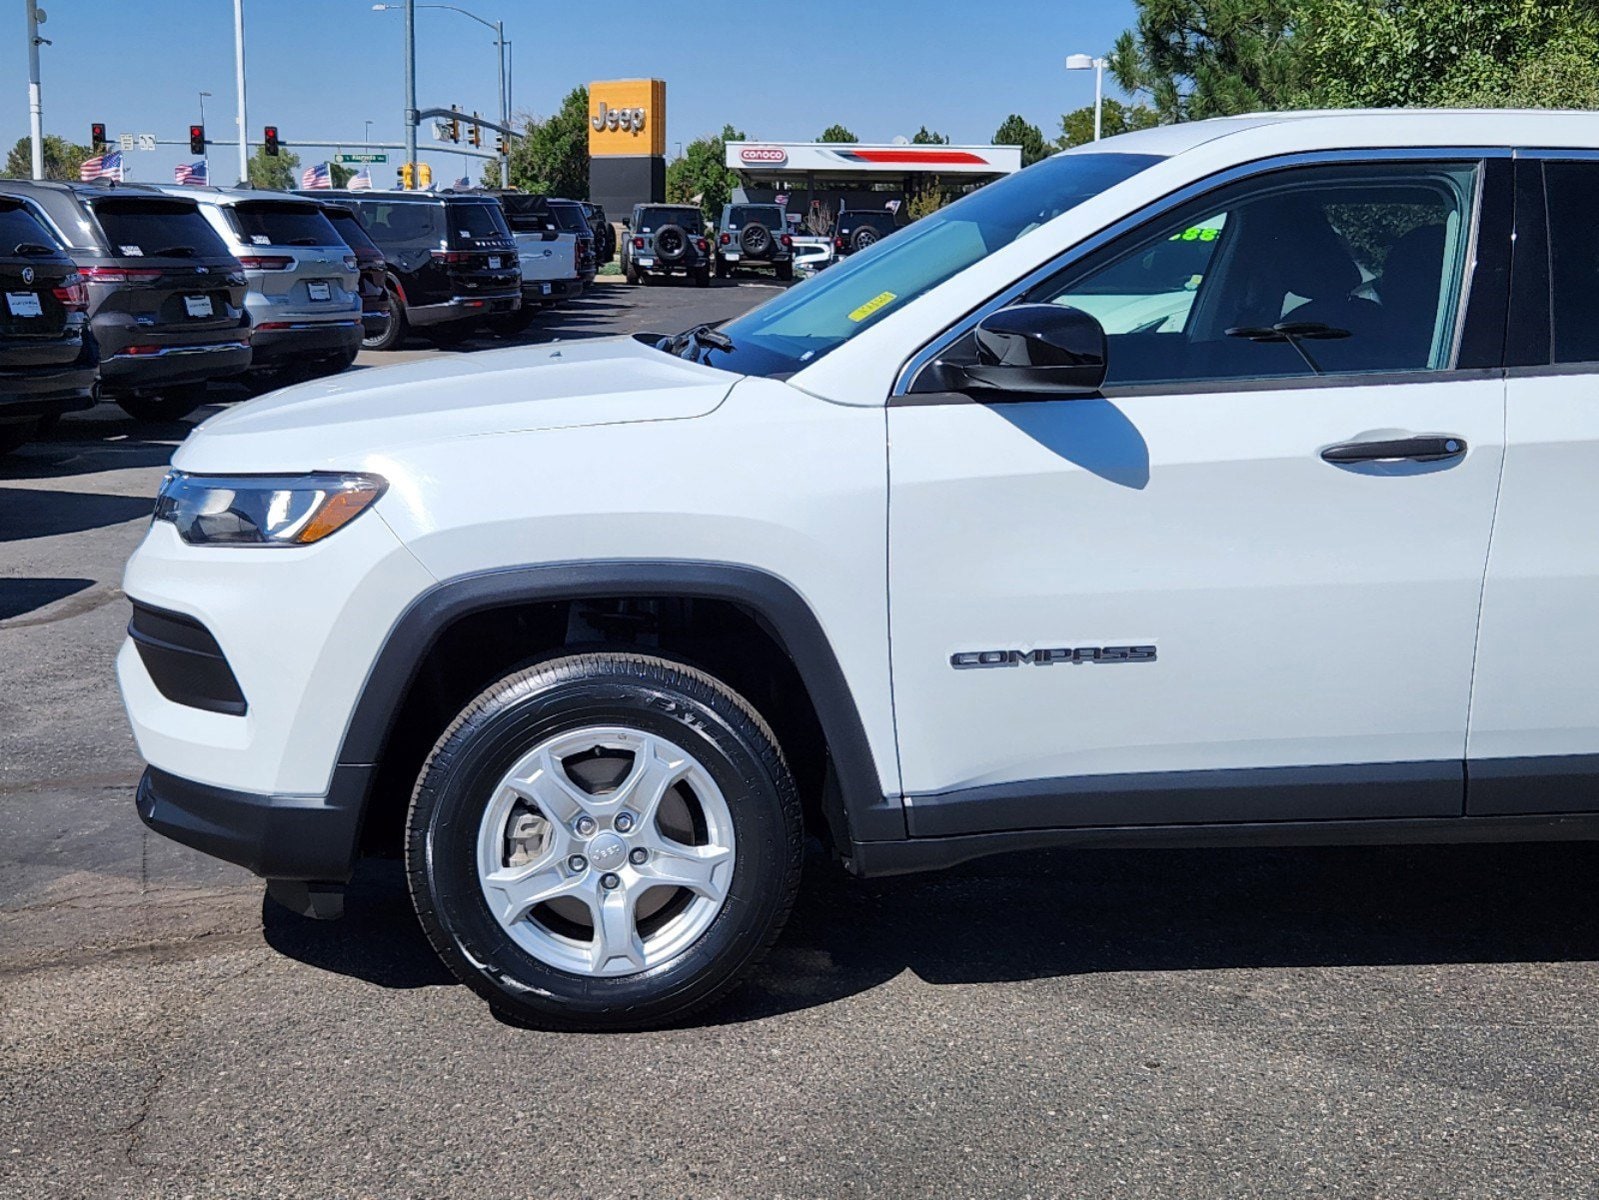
[{"left": 6, "top": 0, "right": 1137, "bottom": 183}]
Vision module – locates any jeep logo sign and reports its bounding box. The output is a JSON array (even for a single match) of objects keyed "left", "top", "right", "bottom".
[
  {"left": 740, "top": 146, "right": 787, "bottom": 165},
  {"left": 592, "top": 101, "right": 646, "bottom": 135}
]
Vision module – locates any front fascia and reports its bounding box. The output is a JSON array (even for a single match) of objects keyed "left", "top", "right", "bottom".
[
  {"left": 374, "top": 376, "right": 901, "bottom": 803},
  {"left": 786, "top": 111, "right": 1598, "bottom": 409}
]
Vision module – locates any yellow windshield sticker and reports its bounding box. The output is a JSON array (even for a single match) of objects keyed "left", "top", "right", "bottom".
[{"left": 848, "top": 291, "right": 897, "bottom": 322}]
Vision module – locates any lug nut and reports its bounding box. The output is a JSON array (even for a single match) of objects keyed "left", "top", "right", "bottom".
[
  {"left": 629, "top": 847, "right": 648, "bottom": 865},
  {"left": 600, "top": 872, "right": 621, "bottom": 891},
  {"left": 614, "top": 812, "right": 635, "bottom": 833},
  {"left": 568, "top": 854, "right": 587, "bottom": 872},
  {"left": 575, "top": 816, "right": 597, "bottom": 837}
]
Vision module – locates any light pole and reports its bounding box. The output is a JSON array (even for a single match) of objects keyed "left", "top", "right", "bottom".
[
  {"left": 198, "top": 90, "right": 212, "bottom": 130},
  {"left": 373, "top": 3, "right": 507, "bottom": 184},
  {"left": 234, "top": 0, "right": 249, "bottom": 184},
  {"left": 25, "top": 1, "right": 48, "bottom": 179},
  {"left": 1066, "top": 53, "right": 1106, "bottom": 141}
]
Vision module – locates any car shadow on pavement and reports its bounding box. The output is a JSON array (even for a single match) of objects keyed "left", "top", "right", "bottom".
[
  {"left": 261, "top": 839, "right": 1599, "bottom": 1027},
  {"left": 0, "top": 486, "right": 154, "bottom": 541}
]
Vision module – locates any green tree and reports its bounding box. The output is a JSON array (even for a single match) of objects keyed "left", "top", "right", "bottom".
[
  {"left": 2, "top": 134, "right": 92, "bottom": 180},
  {"left": 817, "top": 124, "right": 859, "bottom": 143},
  {"left": 992, "top": 114, "right": 1052, "bottom": 166},
  {"left": 1058, "top": 97, "right": 1161, "bottom": 148},
  {"left": 666, "top": 124, "right": 746, "bottom": 224},
  {"left": 248, "top": 144, "right": 301, "bottom": 191},
  {"left": 329, "top": 161, "right": 354, "bottom": 188},
  {"left": 507, "top": 86, "right": 590, "bottom": 197},
  {"left": 910, "top": 126, "right": 950, "bottom": 144},
  {"left": 1108, "top": 0, "right": 1301, "bottom": 121},
  {"left": 480, "top": 160, "right": 502, "bottom": 188}
]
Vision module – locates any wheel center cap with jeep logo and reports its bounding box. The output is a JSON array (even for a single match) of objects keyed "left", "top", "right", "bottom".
[{"left": 587, "top": 832, "right": 627, "bottom": 870}]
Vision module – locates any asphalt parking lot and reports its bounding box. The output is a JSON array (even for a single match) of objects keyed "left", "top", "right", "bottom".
[{"left": 6, "top": 277, "right": 1599, "bottom": 1198}]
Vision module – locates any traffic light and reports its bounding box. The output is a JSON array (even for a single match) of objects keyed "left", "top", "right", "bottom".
[
  {"left": 90, "top": 122, "right": 106, "bottom": 150},
  {"left": 399, "top": 162, "right": 414, "bottom": 189},
  {"left": 469, "top": 114, "right": 482, "bottom": 149},
  {"left": 417, "top": 162, "right": 432, "bottom": 188},
  {"left": 447, "top": 108, "right": 460, "bottom": 143},
  {"left": 189, "top": 125, "right": 205, "bottom": 155},
  {"left": 494, "top": 133, "right": 506, "bottom": 155},
  {"left": 263, "top": 125, "right": 279, "bottom": 156}
]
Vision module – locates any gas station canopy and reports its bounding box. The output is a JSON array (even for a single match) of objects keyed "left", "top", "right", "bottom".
[{"left": 726, "top": 141, "right": 1023, "bottom": 182}]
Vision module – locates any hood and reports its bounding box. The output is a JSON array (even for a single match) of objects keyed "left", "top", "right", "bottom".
[{"left": 173, "top": 335, "right": 739, "bottom": 474}]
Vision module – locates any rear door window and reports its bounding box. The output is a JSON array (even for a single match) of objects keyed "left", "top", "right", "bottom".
[
  {"left": 0, "top": 203, "right": 60, "bottom": 254},
  {"left": 353, "top": 200, "right": 444, "bottom": 249},
  {"left": 546, "top": 204, "right": 588, "bottom": 233},
  {"left": 1545, "top": 161, "right": 1599, "bottom": 364},
  {"left": 729, "top": 205, "right": 783, "bottom": 229},
  {"left": 324, "top": 209, "right": 381, "bottom": 256},
  {"left": 639, "top": 208, "right": 701, "bottom": 231},
  {"left": 228, "top": 201, "right": 342, "bottom": 248},
  {"left": 88, "top": 199, "right": 230, "bottom": 259}
]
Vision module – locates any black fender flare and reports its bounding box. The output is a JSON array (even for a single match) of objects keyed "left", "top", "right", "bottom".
[{"left": 333, "top": 560, "right": 905, "bottom": 846}]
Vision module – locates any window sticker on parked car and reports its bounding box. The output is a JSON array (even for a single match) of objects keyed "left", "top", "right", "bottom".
[
  {"left": 120, "top": 245, "right": 143, "bottom": 256},
  {"left": 848, "top": 291, "right": 896, "bottom": 322},
  {"left": 251, "top": 234, "right": 271, "bottom": 245}
]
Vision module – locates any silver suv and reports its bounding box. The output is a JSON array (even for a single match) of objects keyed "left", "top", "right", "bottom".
[
  {"left": 714, "top": 202, "right": 793, "bottom": 280},
  {"left": 622, "top": 204, "right": 710, "bottom": 287},
  {"left": 160, "top": 186, "right": 362, "bottom": 388}
]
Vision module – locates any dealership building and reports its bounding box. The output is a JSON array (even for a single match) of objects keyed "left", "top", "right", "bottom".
[{"left": 725, "top": 141, "right": 1023, "bottom": 223}]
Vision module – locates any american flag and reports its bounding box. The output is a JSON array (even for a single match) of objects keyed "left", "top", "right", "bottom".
[
  {"left": 348, "top": 166, "right": 373, "bottom": 191},
  {"left": 80, "top": 150, "right": 125, "bottom": 182},
  {"left": 301, "top": 162, "right": 332, "bottom": 189},
  {"left": 174, "top": 159, "right": 208, "bottom": 185},
  {"left": 453, "top": 176, "right": 471, "bottom": 190}
]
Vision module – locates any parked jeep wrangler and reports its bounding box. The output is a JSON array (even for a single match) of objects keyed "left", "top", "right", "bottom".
[
  {"left": 714, "top": 203, "right": 793, "bottom": 280},
  {"left": 834, "top": 208, "right": 901, "bottom": 258},
  {"left": 622, "top": 203, "right": 710, "bottom": 287}
]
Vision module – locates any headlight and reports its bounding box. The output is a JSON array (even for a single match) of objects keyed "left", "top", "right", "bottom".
[{"left": 153, "top": 471, "right": 387, "bottom": 547}]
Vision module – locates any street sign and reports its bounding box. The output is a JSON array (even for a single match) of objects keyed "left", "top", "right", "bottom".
[
  {"left": 136, "top": 133, "right": 156, "bottom": 152},
  {"left": 335, "top": 153, "right": 388, "bottom": 163},
  {"left": 118, "top": 133, "right": 134, "bottom": 152}
]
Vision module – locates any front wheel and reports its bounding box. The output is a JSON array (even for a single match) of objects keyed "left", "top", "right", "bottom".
[
  {"left": 693, "top": 267, "right": 711, "bottom": 288},
  {"left": 406, "top": 652, "right": 803, "bottom": 1031}
]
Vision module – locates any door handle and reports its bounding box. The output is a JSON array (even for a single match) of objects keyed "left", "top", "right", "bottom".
[{"left": 1320, "top": 435, "right": 1467, "bottom": 464}]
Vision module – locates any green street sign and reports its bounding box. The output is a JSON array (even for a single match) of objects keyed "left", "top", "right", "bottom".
[{"left": 336, "top": 153, "right": 388, "bottom": 163}]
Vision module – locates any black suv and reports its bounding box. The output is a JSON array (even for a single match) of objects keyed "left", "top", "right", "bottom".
[
  {"left": 0, "top": 197, "right": 97, "bottom": 453},
  {"left": 0, "top": 180, "right": 250, "bottom": 422},
  {"left": 581, "top": 201, "right": 616, "bottom": 264},
  {"left": 545, "top": 199, "right": 598, "bottom": 287},
  {"left": 622, "top": 204, "right": 710, "bottom": 286},
  {"left": 303, "top": 190, "right": 520, "bottom": 350},
  {"left": 833, "top": 209, "right": 901, "bottom": 258}
]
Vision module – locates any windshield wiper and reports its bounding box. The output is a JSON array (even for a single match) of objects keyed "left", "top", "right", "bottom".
[
  {"left": 150, "top": 245, "right": 197, "bottom": 258},
  {"left": 664, "top": 323, "right": 734, "bottom": 357}
]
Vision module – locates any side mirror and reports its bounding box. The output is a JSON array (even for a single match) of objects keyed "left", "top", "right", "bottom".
[{"left": 934, "top": 303, "right": 1107, "bottom": 396}]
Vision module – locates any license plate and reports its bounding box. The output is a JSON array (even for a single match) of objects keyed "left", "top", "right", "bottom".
[
  {"left": 307, "top": 281, "right": 331, "bottom": 302},
  {"left": 488, "top": 256, "right": 502, "bottom": 270},
  {"left": 4, "top": 291, "right": 42, "bottom": 318},
  {"left": 183, "top": 294, "right": 212, "bottom": 318},
  {"left": 539, "top": 282, "right": 551, "bottom": 296},
  {"left": 639, "top": 258, "right": 654, "bottom": 268}
]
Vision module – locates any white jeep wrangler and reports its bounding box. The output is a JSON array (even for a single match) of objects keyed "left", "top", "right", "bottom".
[{"left": 121, "top": 110, "right": 1599, "bottom": 1030}]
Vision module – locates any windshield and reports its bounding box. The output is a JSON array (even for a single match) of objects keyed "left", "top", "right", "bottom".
[
  {"left": 323, "top": 208, "right": 381, "bottom": 256},
  {"left": 678, "top": 152, "right": 1163, "bottom": 376},
  {"left": 0, "top": 204, "right": 58, "bottom": 255},
  {"left": 729, "top": 205, "right": 782, "bottom": 228},
  {"left": 548, "top": 203, "right": 588, "bottom": 233},
  {"left": 448, "top": 201, "right": 511, "bottom": 245},
  {"left": 228, "top": 201, "right": 341, "bottom": 248},
  {"left": 639, "top": 208, "right": 701, "bottom": 231},
  {"left": 89, "top": 199, "right": 231, "bottom": 260}
]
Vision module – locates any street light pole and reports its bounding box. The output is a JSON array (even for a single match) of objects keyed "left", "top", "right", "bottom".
[
  {"left": 495, "top": 19, "right": 507, "bottom": 184},
  {"left": 1065, "top": 53, "right": 1107, "bottom": 142},
  {"left": 25, "top": 0, "right": 46, "bottom": 179},
  {"left": 405, "top": 0, "right": 418, "bottom": 188},
  {"left": 234, "top": 0, "right": 249, "bottom": 183}
]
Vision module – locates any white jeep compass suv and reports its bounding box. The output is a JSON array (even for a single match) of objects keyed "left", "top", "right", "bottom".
[{"left": 120, "top": 110, "right": 1599, "bottom": 1030}]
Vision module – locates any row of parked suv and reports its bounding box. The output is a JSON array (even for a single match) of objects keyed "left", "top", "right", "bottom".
[{"left": 0, "top": 181, "right": 614, "bottom": 455}]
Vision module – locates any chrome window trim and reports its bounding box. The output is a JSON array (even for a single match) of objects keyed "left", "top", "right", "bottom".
[{"left": 891, "top": 145, "right": 1515, "bottom": 397}]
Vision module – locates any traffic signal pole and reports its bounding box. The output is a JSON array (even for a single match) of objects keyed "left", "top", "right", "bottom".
[
  {"left": 25, "top": 0, "right": 45, "bottom": 179},
  {"left": 404, "top": 0, "right": 418, "bottom": 188}
]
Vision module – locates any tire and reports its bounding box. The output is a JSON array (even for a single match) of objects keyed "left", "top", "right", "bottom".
[
  {"left": 429, "top": 321, "right": 477, "bottom": 348},
  {"left": 406, "top": 652, "right": 803, "bottom": 1031},
  {"left": 362, "top": 287, "right": 408, "bottom": 352},
  {"left": 625, "top": 259, "right": 640, "bottom": 285},
  {"left": 694, "top": 267, "right": 711, "bottom": 288},
  {"left": 775, "top": 260, "right": 794, "bottom": 282},
  {"left": 654, "top": 224, "right": 687, "bottom": 263},
  {"left": 714, "top": 256, "right": 729, "bottom": 279},
  {"left": 0, "top": 419, "right": 39, "bottom": 456},
  {"left": 311, "top": 347, "right": 359, "bottom": 378},
  {"left": 116, "top": 383, "right": 208, "bottom": 423},
  {"left": 739, "top": 222, "right": 771, "bottom": 259},
  {"left": 490, "top": 305, "right": 536, "bottom": 336},
  {"left": 851, "top": 226, "right": 880, "bottom": 252}
]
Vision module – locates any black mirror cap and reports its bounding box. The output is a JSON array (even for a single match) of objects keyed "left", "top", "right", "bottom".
[{"left": 959, "top": 302, "right": 1108, "bottom": 395}]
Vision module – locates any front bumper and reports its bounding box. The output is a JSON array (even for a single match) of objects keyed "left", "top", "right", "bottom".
[
  {"left": 136, "top": 765, "right": 369, "bottom": 882},
  {"left": 407, "top": 292, "right": 521, "bottom": 328},
  {"left": 247, "top": 319, "right": 362, "bottom": 366}
]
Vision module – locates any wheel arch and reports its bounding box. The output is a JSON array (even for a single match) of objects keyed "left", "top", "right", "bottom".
[{"left": 335, "top": 560, "right": 903, "bottom": 862}]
